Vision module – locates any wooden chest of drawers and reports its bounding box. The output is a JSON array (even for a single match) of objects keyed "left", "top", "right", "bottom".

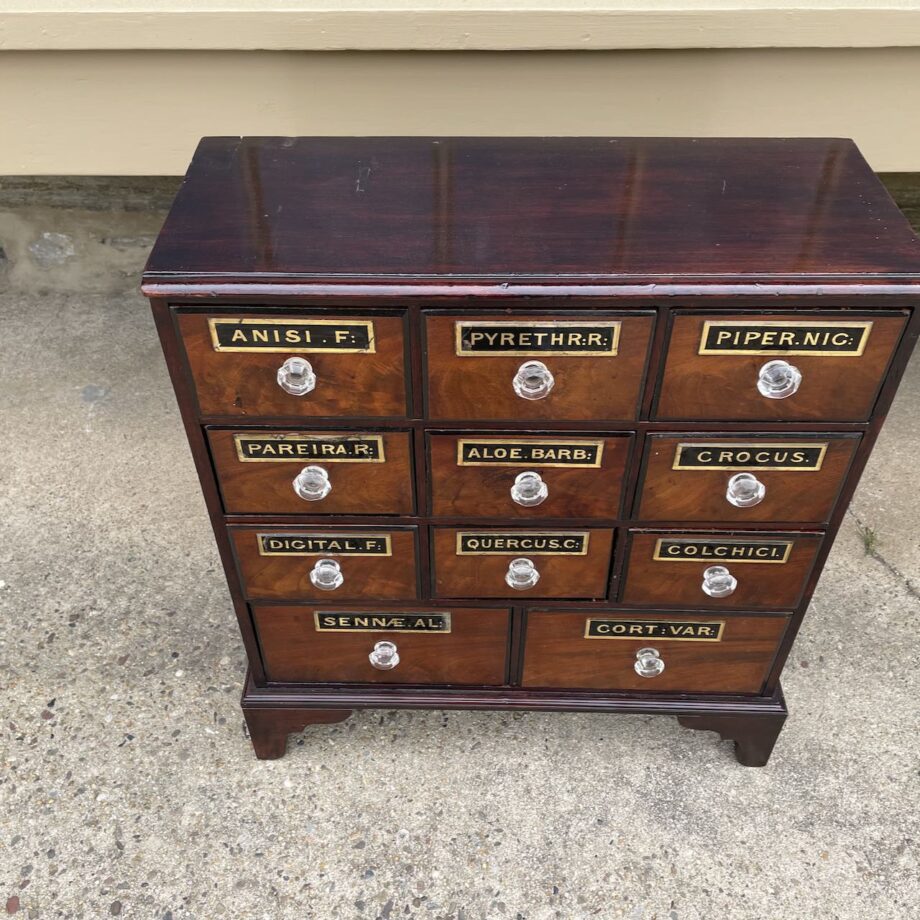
[{"left": 143, "top": 136, "right": 920, "bottom": 765}]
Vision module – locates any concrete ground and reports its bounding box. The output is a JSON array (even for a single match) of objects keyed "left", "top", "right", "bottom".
[{"left": 0, "top": 178, "right": 918, "bottom": 920}]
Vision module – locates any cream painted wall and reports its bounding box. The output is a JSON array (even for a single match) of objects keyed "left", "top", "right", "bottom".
[
  {"left": 2, "top": 48, "right": 920, "bottom": 174},
  {"left": 3, "top": 2, "right": 920, "bottom": 50}
]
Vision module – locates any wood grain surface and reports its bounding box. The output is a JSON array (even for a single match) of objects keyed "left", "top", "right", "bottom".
[
  {"left": 522, "top": 610, "right": 789, "bottom": 693},
  {"left": 428, "top": 432, "right": 631, "bottom": 519},
  {"left": 425, "top": 313, "right": 654, "bottom": 420},
  {"left": 636, "top": 434, "right": 859, "bottom": 524},
  {"left": 620, "top": 530, "right": 823, "bottom": 609},
  {"left": 655, "top": 312, "right": 907, "bottom": 421},
  {"left": 230, "top": 526, "right": 419, "bottom": 601},
  {"left": 179, "top": 311, "right": 408, "bottom": 418},
  {"left": 208, "top": 428, "right": 415, "bottom": 515},
  {"left": 145, "top": 137, "right": 920, "bottom": 283},
  {"left": 254, "top": 605, "right": 510, "bottom": 684},
  {"left": 432, "top": 527, "right": 614, "bottom": 599}
]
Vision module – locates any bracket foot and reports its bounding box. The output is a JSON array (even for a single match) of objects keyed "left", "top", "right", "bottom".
[
  {"left": 243, "top": 707, "right": 353, "bottom": 760},
  {"left": 678, "top": 710, "right": 787, "bottom": 767}
]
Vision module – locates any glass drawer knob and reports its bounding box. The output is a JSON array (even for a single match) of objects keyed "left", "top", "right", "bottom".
[
  {"left": 634, "top": 647, "right": 665, "bottom": 678},
  {"left": 292, "top": 465, "right": 332, "bottom": 501},
  {"left": 510, "top": 471, "right": 549, "bottom": 507},
  {"left": 702, "top": 565, "right": 737, "bottom": 598},
  {"left": 277, "top": 356, "right": 317, "bottom": 396},
  {"left": 757, "top": 360, "right": 801, "bottom": 399},
  {"left": 513, "top": 361, "right": 555, "bottom": 400},
  {"left": 310, "top": 558, "right": 343, "bottom": 591},
  {"left": 505, "top": 557, "right": 540, "bottom": 590},
  {"left": 726, "top": 472, "right": 765, "bottom": 508},
  {"left": 369, "top": 640, "right": 400, "bottom": 670}
]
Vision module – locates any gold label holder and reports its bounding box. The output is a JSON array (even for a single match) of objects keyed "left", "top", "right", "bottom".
[
  {"left": 585, "top": 619, "right": 725, "bottom": 641},
  {"left": 455, "top": 320, "right": 621, "bottom": 356},
  {"left": 698, "top": 319, "right": 872, "bottom": 356},
  {"left": 209, "top": 317, "right": 376, "bottom": 353},
  {"left": 672, "top": 441, "right": 828, "bottom": 472},
  {"left": 455, "top": 532, "right": 590, "bottom": 555},
  {"left": 652, "top": 538, "right": 794, "bottom": 564},
  {"left": 456, "top": 438, "right": 605, "bottom": 468},
  {"left": 258, "top": 533, "right": 393, "bottom": 557},
  {"left": 233, "top": 433, "right": 386, "bottom": 463},
  {"left": 314, "top": 612, "right": 451, "bottom": 633}
]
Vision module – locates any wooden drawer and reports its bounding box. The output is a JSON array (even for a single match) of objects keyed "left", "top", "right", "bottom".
[
  {"left": 621, "top": 530, "right": 823, "bottom": 609},
  {"left": 178, "top": 312, "right": 408, "bottom": 418},
  {"left": 522, "top": 610, "right": 789, "bottom": 693},
  {"left": 253, "top": 605, "right": 510, "bottom": 685},
  {"left": 636, "top": 434, "right": 859, "bottom": 524},
  {"left": 655, "top": 312, "right": 906, "bottom": 422},
  {"left": 432, "top": 527, "right": 614, "bottom": 599},
  {"left": 429, "top": 432, "right": 632, "bottom": 519},
  {"left": 230, "top": 526, "right": 419, "bottom": 601},
  {"left": 208, "top": 429, "right": 415, "bottom": 515},
  {"left": 424, "top": 312, "right": 654, "bottom": 420}
]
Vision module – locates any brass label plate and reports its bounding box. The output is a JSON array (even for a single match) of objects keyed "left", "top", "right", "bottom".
[
  {"left": 672, "top": 441, "right": 827, "bottom": 471},
  {"left": 455, "top": 321, "right": 620, "bottom": 356},
  {"left": 585, "top": 618, "right": 725, "bottom": 641},
  {"left": 233, "top": 433, "right": 385, "bottom": 463},
  {"left": 258, "top": 533, "right": 393, "bottom": 556},
  {"left": 209, "top": 318, "right": 375, "bottom": 353},
  {"left": 314, "top": 612, "right": 451, "bottom": 633},
  {"left": 456, "top": 532, "right": 590, "bottom": 555},
  {"left": 698, "top": 320, "right": 872, "bottom": 356},
  {"left": 456, "top": 438, "right": 604, "bottom": 468},
  {"left": 653, "top": 538, "right": 793, "bottom": 564}
]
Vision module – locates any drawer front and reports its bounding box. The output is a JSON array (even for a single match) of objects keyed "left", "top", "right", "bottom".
[
  {"left": 636, "top": 434, "right": 859, "bottom": 524},
  {"left": 425, "top": 312, "right": 654, "bottom": 420},
  {"left": 432, "top": 528, "right": 614, "bottom": 599},
  {"left": 429, "top": 433, "right": 632, "bottom": 519},
  {"left": 178, "top": 312, "right": 408, "bottom": 418},
  {"left": 621, "top": 530, "right": 823, "bottom": 609},
  {"left": 230, "top": 526, "right": 419, "bottom": 601},
  {"left": 656, "top": 312, "right": 906, "bottom": 422},
  {"left": 208, "top": 429, "right": 415, "bottom": 515},
  {"left": 253, "top": 605, "right": 510, "bottom": 685},
  {"left": 522, "top": 610, "right": 788, "bottom": 693}
]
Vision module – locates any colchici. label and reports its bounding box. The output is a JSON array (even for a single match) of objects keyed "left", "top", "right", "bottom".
[
  {"left": 209, "top": 318, "right": 375, "bottom": 353},
  {"left": 653, "top": 538, "right": 793, "bottom": 563}
]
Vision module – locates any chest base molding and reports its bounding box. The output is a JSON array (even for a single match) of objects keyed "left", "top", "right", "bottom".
[{"left": 241, "top": 672, "right": 788, "bottom": 766}]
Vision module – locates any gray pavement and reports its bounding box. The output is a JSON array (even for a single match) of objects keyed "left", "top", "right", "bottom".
[{"left": 0, "top": 181, "right": 917, "bottom": 920}]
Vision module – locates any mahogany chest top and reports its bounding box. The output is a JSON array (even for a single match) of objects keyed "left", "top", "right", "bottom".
[{"left": 144, "top": 136, "right": 920, "bottom": 287}]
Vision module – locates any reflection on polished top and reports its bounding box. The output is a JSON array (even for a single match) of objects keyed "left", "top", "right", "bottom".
[{"left": 144, "top": 136, "right": 920, "bottom": 283}]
